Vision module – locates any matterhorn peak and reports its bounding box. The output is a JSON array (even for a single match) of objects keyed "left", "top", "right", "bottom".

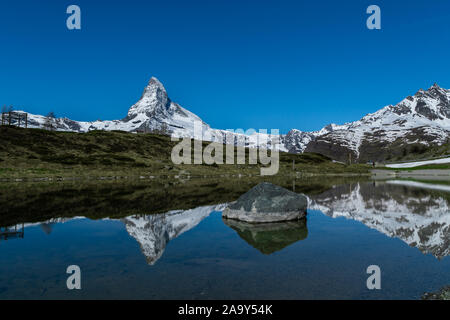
[
  {"left": 127, "top": 77, "right": 170, "bottom": 117},
  {"left": 141, "top": 76, "right": 168, "bottom": 99},
  {"left": 146, "top": 76, "right": 165, "bottom": 91}
]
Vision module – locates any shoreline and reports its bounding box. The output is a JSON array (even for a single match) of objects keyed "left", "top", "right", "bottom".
[{"left": 0, "top": 172, "right": 371, "bottom": 183}]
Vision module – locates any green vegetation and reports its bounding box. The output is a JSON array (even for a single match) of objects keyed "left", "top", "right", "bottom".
[
  {"left": 0, "top": 126, "right": 369, "bottom": 179},
  {"left": 385, "top": 141, "right": 450, "bottom": 163}
]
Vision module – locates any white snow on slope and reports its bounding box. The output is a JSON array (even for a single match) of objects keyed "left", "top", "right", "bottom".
[
  {"left": 310, "top": 84, "right": 450, "bottom": 157},
  {"left": 386, "top": 157, "right": 450, "bottom": 168}
]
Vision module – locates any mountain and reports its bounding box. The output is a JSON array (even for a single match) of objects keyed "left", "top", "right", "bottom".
[
  {"left": 305, "top": 84, "right": 450, "bottom": 162},
  {"left": 11, "top": 78, "right": 450, "bottom": 161},
  {"left": 19, "top": 77, "right": 293, "bottom": 151},
  {"left": 22, "top": 77, "right": 209, "bottom": 135}
]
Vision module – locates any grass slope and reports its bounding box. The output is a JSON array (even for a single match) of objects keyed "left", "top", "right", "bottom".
[
  {"left": 385, "top": 141, "right": 450, "bottom": 164},
  {"left": 0, "top": 126, "right": 369, "bottom": 179}
]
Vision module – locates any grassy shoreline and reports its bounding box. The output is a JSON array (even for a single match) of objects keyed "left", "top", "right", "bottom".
[{"left": 0, "top": 126, "right": 370, "bottom": 180}]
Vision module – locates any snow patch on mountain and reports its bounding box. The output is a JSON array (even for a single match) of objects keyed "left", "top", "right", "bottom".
[{"left": 386, "top": 157, "right": 450, "bottom": 168}]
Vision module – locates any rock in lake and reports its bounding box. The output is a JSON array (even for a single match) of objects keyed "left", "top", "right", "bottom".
[{"left": 222, "top": 182, "right": 307, "bottom": 223}]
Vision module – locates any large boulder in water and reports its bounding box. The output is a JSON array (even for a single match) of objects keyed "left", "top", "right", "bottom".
[{"left": 222, "top": 182, "right": 307, "bottom": 223}]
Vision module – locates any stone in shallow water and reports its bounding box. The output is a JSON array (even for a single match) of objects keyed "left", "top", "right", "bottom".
[{"left": 222, "top": 182, "right": 307, "bottom": 223}]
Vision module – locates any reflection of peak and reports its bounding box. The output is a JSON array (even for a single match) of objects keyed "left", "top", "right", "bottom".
[
  {"left": 40, "top": 223, "right": 53, "bottom": 235},
  {"left": 122, "top": 204, "right": 227, "bottom": 265},
  {"left": 308, "top": 182, "right": 450, "bottom": 259}
]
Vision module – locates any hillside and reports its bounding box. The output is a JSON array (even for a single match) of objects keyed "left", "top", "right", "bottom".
[{"left": 0, "top": 126, "right": 369, "bottom": 179}]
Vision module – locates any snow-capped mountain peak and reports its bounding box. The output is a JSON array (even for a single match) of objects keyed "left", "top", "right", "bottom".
[{"left": 127, "top": 77, "right": 170, "bottom": 117}]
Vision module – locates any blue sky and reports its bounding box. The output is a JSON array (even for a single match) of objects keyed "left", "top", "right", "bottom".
[{"left": 1, "top": 0, "right": 449, "bottom": 133}]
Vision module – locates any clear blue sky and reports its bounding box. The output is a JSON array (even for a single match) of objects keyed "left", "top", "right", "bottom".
[{"left": 1, "top": 0, "right": 449, "bottom": 133}]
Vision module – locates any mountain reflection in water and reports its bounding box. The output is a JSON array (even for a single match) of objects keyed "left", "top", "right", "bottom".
[
  {"left": 122, "top": 204, "right": 227, "bottom": 265},
  {"left": 123, "top": 179, "right": 450, "bottom": 262},
  {"left": 308, "top": 181, "right": 450, "bottom": 259},
  {"left": 1, "top": 179, "right": 449, "bottom": 264},
  {"left": 3, "top": 178, "right": 450, "bottom": 299}
]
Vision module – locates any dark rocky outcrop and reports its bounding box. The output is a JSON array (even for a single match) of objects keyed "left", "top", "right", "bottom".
[{"left": 222, "top": 182, "right": 307, "bottom": 223}]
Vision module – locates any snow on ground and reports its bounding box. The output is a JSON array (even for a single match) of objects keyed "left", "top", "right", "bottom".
[{"left": 386, "top": 157, "right": 450, "bottom": 168}]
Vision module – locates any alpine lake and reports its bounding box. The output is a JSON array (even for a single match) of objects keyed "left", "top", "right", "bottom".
[{"left": 0, "top": 175, "right": 449, "bottom": 300}]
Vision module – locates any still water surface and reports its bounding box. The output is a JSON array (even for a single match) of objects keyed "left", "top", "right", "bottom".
[{"left": 0, "top": 179, "right": 449, "bottom": 299}]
